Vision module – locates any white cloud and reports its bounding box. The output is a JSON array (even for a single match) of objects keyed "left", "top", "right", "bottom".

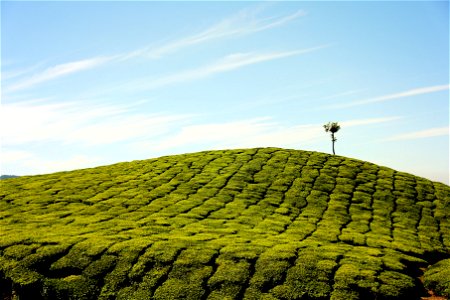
[
  {"left": 340, "top": 116, "right": 403, "bottom": 127},
  {"left": 66, "top": 114, "right": 190, "bottom": 146},
  {"left": 236, "top": 124, "right": 323, "bottom": 149},
  {"left": 1, "top": 102, "right": 76, "bottom": 144},
  {"left": 0, "top": 150, "right": 34, "bottom": 163},
  {"left": 138, "top": 116, "right": 400, "bottom": 154},
  {"left": 122, "top": 46, "right": 328, "bottom": 92},
  {"left": 123, "top": 8, "right": 306, "bottom": 60},
  {"left": 15, "top": 155, "right": 102, "bottom": 176},
  {"left": 0, "top": 100, "right": 191, "bottom": 146},
  {"left": 146, "top": 117, "right": 277, "bottom": 152},
  {"left": 328, "top": 84, "right": 450, "bottom": 109},
  {"left": 1, "top": 62, "right": 48, "bottom": 81},
  {"left": 3, "top": 6, "right": 305, "bottom": 93},
  {"left": 35, "top": 155, "right": 100, "bottom": 174},
  {"left": 385, "top": 127, "right": 449, "bottom": 141},
  {"left": 4, "top": 56, "right": 115, "bottom": 93},
  {"left": 1, "top": 106, "right": 401, "bottom": 175},
  {"left": 206, "top": 48, "right": 324, "bottom": 72}
]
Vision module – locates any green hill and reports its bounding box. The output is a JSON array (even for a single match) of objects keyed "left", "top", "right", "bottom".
[{"left": 1, "top": 148, "right": 449, "bottom": 300}]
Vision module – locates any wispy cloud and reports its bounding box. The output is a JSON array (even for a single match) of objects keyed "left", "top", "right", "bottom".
[
  {"left": 4, "top": 6, "right": 305, "bottom": 93},
  {"left": 4, "top": 56, "right": 115, "bottom": 93},
  {"left": 123, "top": 8, "right": 306, "bottom": 59},
  {"left": 340, "top": 116, "right": 403, "bottom": 127},
  {"left": 66, "top": 113, "right": 189, "bottom": 146},
  {"left": 0, "top": 150, "right": 34, "bottom": 163},
  {"left": 27, "top": 155, "right": 102, "bottom": 174},
  {"left": 1, "top": 62, "right": 48, "bottom": 81},
  {"left": 0, "top": 151, "right": 102, "bottom": 176},
  {"left": 327, "top": 84, "right": 450, "bottom": 109},
  {"left": 385, "top": 127, "right": 449, "bottom": 141},
  {"left": 0, "top": 100, "right": 191, "bottom": 146},
  {"left": 1, "top": 97, "right": 401, "bottom": 174},
  {"left": 135, "top": 116, "right": 400, "bottom": 154},
  {"left": 143, "top": 117, "right": 279, "bottom": 152},
  {"left": 121, "top": 46, "right": 328, "bottom": 92}
]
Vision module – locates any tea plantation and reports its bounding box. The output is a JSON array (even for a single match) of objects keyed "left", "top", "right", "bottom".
[{"left": 1, "top": 148, "right": 449, "bottom": 299}]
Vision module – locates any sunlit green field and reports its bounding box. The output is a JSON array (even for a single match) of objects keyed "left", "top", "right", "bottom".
[{"left": 1, "top": 148, "right": 449, "bottom": 299}]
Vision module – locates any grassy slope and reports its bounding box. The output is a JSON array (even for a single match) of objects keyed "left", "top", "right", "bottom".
[{"left": 0, "top": 147, "right": 449, "bottom": 300}]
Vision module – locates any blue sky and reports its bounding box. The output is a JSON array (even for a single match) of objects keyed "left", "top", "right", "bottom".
[{"left": 1, "top": 1, "right": 449, "bottom": 184}]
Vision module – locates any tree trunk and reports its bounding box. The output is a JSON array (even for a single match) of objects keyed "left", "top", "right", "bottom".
[{"left": 331, "top": 133, "right": 336, "bottom": 155}]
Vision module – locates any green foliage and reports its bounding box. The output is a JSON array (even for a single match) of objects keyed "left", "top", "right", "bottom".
[
  {"left": 0, "top": 147, "right": 449, "bottom": 299},
  {"left": 43, "top": 275, "right": 99, "bottom": 300},
  {"left": 423, "top": 259, "right": 450, "bottom": 297},
  {"left": 378, "top": 271, "right": 417, "bottom": 298},
  {"left": 272, "top": 248, "right": 335, "bottom": 299}
]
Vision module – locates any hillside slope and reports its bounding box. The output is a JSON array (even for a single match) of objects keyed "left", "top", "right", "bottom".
[{"left": 1, "top": 148, "right": 449, "bottom": 299}]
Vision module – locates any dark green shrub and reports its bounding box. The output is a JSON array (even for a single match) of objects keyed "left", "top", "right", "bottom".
[
  {"left": 423, "top": 259, "right": 450, "bottom": 298},
  {"left": 43, "top": 275, "right": 99, "bottom": 300},
  {"left": 378, "top": 271, "right": 417, "bottom": 299}
]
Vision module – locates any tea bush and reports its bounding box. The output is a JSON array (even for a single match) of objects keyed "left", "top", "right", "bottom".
[{"left": 0, "top": 147, "right": 449, "bottom": 299}]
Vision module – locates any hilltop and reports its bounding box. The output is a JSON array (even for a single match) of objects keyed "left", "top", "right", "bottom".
[{"left": 1, "top": 148, "right": 449, "bottom": 299}]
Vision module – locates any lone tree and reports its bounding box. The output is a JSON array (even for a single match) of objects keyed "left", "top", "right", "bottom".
[{"left": 323, "top": 122, "right": 340, "bottom": 155}]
